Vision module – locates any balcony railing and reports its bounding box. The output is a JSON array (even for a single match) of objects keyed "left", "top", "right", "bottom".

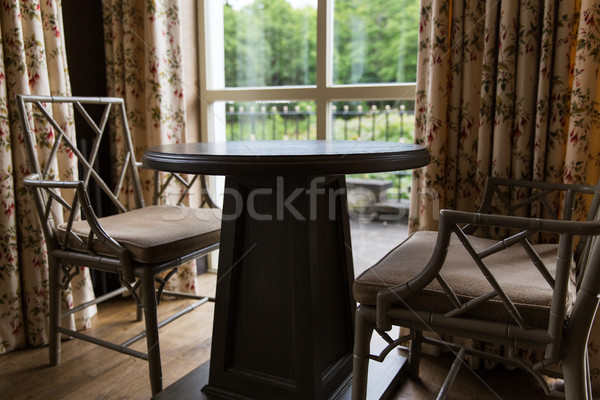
[{"left": 226, "top": 103, "right": 415, "bottom": 143}]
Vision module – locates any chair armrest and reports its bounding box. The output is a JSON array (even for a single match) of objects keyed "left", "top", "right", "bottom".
[
  {"left": 23, "top": 174, "right": 135, "bottom": 281},
  {"left": 374, "top": 209, "right": 600, "bottom": 330},
  {"left": 23, "top": 173, "right": 81, "bottom": 189}
]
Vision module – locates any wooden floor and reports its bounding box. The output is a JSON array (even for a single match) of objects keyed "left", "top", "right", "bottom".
[{"left": 1, "top": 273, "right": 556, "bottom": 400}]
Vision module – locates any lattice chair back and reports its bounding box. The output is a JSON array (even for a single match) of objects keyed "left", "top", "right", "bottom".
[
  {"left": 17, "top": 95, "right": 144, "bottom": 281},
  {"left": 150, "top": 165, "right": 217, "bottom": 209},
  {"left": 574, "top": 181, "right": 600, "bottom": 284},
  {"left": 467, "top": 177, "right": 600, "bottom": 366}
]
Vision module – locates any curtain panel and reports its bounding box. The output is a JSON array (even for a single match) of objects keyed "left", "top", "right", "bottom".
[
  {"left": 102, "top": 0, "right": 201, "bottom": 294},
  {"left": 0, "top": 0, "right": 96, "bottom": 355},
  {"left": 410, "top": 0, "right": 600, "bottom": 387},
  {"left": 410, "top": 0, "right": 600, "bottom": 230}
]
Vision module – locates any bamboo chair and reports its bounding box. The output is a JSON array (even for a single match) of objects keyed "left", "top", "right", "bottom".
[
  {"left": 16, "top": 94, "right": 221, "bottom": 396},
  {"left": 352, "top": 177, "right": 600, "bottom": 399}
]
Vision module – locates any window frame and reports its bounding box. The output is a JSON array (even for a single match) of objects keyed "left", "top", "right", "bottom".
[{"left": 197, "top": 0, "right": 416, "bottom": 142}]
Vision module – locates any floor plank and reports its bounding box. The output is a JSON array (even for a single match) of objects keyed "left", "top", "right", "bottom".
[{"left": 1, "top": 272, "right": 556, "bottom": 400}]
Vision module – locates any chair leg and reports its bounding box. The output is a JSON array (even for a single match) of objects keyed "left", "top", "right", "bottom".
[
  {"left": 562, "top": 290, "right": 598, "bottom": 400},
  {"left": 352, "top": 305, "right": 375, "bottom": 400},
  {"left": 136, "top": 303, "right": 143, "bottom": 321},
  {"left": 563, "top": 341, "right": 590, "bottom": 400},
  {"left": 141, "top": 269, "right": 163, "bottom": 395},
  {"left": 48, "top": 262, "right": 62, "bottom": 366},
  {"left": 408, "top": 330, "right": 422, "bottom": 380},
  {"left": 586, "top": 351, "right": 593, "bottom": 399}
]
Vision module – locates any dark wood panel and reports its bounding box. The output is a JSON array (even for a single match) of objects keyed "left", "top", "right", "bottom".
[
  {"left": 230, "top": 182, "right": 296, "bottom": 381},
  {"left": 308, "top": 176, "right": 355, "bottom": 398},
  {"left": 205, "top": 176, "right": 355, "bottom": 399},
  {"left": 62, "top": 0, "right": 107, "bottom": 97}
]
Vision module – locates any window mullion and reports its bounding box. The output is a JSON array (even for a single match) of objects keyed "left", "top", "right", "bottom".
[{"left": 315, "top": 0, "right": 332, "bottom": 140}]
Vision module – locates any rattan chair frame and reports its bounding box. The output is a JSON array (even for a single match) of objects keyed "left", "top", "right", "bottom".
[
  {"left": 16, "top": 94, "right": 219, "bottom": 396},
  {"left": 353, "top": 176, "right": 600, "bottom": 400}
]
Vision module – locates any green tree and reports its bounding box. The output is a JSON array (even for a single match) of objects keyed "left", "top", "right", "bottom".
[
  {"left": 224, "top": 3, "right": 238, "bottom": 86},
  {"left": 224, "top": 0, "right": 316, "bottom": 87},
  {"left": 333, "top": 0, "right": 419, "bottom": 84},
  {"left": 224, "top": 0, "right": 419, "bottom": 87}
]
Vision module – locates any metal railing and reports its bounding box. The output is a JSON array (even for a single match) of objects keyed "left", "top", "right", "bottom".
[{"left": 226, "top": 104, "right": 415, "bottom": 143}]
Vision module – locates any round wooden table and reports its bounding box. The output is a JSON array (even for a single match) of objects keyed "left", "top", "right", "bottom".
[{"left": 143, "top": 140, "right": 430, "bottom": 400}]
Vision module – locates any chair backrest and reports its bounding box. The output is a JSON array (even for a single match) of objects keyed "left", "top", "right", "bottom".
[
  {"left": 574, "top": 181, "right": 600, "bottom": 299},
  {"left": 458, "top": 176, "right": 600, "bottom": 362},
  {"left": 474, "top": 176, "right": 600, "bottom": 271},
  {"left": 16, "top": 95, "right": 144, "bottom": 247}
]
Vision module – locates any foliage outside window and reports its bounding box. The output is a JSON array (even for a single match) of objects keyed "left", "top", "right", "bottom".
[
  {"left": 222, "top": 0, "right": 418, "bottom": 88},
  {"left": 333, "top": 0, "right": 418, "bottom": 85}
]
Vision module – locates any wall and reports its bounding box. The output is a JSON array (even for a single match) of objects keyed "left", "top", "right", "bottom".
[{"left": 62, "top": 1, "right": 107, "bottom": 97}]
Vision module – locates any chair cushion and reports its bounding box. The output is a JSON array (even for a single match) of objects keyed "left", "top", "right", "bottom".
[
  {"left": 353, "top": 231, "right": 575, "bottom": 329},
  {"left": 57, "top": 205, "right": 221, "bottom": 264}
]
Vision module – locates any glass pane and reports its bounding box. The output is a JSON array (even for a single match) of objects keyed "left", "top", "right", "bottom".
[
  {"left": 224, "top": 101, "right": 317, "bottom": 140},
  {"left": 223, "top": 0, "right": 317, "bottom": 87},
  {"left": 333, "top": 0, "right": 419, "bottom": 85}
]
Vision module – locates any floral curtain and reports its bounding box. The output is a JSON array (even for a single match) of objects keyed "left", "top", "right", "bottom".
[
  {"left": 410, "top": 0, "right": 600, "bottom": 229},
  {"left": 409, "top": 0, "right": 600, "bottom": 387},
  {"left": 102, "top": 0, "right": 201, "bottom": 294},
  {"left": 0, "top": 0, "right": 96, "bottom": 355}
]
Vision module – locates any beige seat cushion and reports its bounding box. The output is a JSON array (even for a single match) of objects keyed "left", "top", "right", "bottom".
[
  {"left": 354, "top": 231, "right": 575, "bottom": 329},
  {"left": 57, "top": 205, "right": 221, "bottom": 264}
]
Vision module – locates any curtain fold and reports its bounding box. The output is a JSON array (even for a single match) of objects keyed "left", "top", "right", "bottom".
[
  {"left": 411, "top": 0, "right": 600, "bottom": 231},
  {"left": 0, "top": 0, "right": 96, "bottom": 355},
  {"left": 102, "top": 0, "right": 201, "bottom": 294},
  {"left": 410, "top": 0, "right": 600, "bottom": 386}
]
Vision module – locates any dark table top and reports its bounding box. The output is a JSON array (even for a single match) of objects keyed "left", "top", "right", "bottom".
[{"left": 142, "top": 140, "right": 430, "bottom": 176}]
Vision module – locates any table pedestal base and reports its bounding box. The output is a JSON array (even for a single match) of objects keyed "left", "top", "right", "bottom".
[
  {"left": 155, "top": 175, "right": 408, "bottom": 400},
  {"left": 206, "top": 175, "right": 356, "bottom": 399},
  {"left": 153, "top": 349, "right": 408, "bottom": 400}
]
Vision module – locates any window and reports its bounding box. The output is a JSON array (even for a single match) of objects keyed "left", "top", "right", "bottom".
[{"left": 198, "top": 0, "right": 418, "bottom": 143}]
